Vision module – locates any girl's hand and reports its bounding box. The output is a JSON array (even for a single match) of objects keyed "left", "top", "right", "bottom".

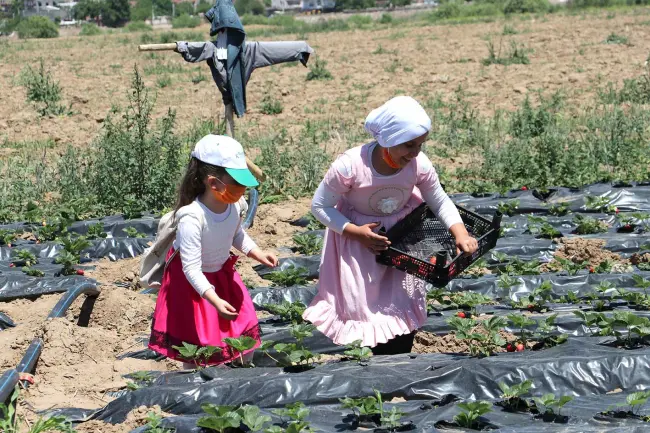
[
  {"left": 248, "top": 248, "right": 278, "bottom": 268},
  {"left": 456, "top": 235, "right": 479, "bottom": 256},
  {"left": 344, "top": 222, "right": 391, "bottom": 255},
  {"left": 204, "top": 289, "right": 238, "bottom": 320}
]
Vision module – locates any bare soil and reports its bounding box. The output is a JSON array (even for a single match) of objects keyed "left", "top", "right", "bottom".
[
  {"left": 413, "top": 327, "right": 520, "bottom": 355},
  {"left": 551, "top": 237, "right": 626, "bottom": 267}
]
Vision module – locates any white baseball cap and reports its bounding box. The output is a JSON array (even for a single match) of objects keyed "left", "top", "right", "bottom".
[{"left": 191, "top": 134, "right": 258, "bottom": 187}]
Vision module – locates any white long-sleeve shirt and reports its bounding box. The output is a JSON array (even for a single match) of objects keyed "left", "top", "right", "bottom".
[
  {"left": 311, "top": 143, "right": 463, "bottom": 234},
  {"left": 173, "top": 200, "right": 256, "bottom": 297}
]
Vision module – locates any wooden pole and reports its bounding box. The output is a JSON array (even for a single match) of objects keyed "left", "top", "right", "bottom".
[{"left": 138, "top": 43, "right": 178, "bottom": 52}]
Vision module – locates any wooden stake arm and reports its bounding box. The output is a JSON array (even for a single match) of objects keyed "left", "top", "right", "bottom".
[{"left": 137, "top": 43, "right": 266, "bottom": 183}]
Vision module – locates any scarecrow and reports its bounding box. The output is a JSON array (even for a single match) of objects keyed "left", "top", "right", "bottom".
[{"left": 139, "top": 0, "right": 314, "bottom": 155}]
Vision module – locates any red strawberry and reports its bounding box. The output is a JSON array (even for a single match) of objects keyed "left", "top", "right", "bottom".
[
  {"left": 457, "top": 311, "right": 466, "bottom": 318},
  {"left": 615, "top": 207, "right": 619, "bottom": 214},
  {"left": 9, "top": 263, "right": 15, "bottom": 268},
  {"left": 521, "top": 186, "right": 528, "bottom": 191},
  {"left": 589, "top": 267, "right": 595, "bottom": 274},
  {"left": 527, "top": 304, "right": 535, "bottom": 311},
  {"left": 624, "top": 224, "right": 632, "bottom": 230},
  {"left": 516, "top": 343, "right": 525, "bottom": 352},
  {"left": 429, "top": 257, "right": 437, "bottom": 265},
  {"left": 6, "top": 244, "right": 11, "bottom": 248},
  {"left": 76, "top": 269, "right": 85, "bottom": 276},
  {"left": 506, "top": 343, "right": 515, "bottom": 352}
]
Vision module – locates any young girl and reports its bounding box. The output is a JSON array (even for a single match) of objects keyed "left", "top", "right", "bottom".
[
  {"left": 303, "top": 96, "right": 478, "bottom": 355},
  {"left": 148, "top": 134, "right": 277, "bottom": 367}
]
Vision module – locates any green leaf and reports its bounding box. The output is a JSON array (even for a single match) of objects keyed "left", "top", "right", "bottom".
[{"left": 223, "top": 336, "right": 257, "bottom": 353}]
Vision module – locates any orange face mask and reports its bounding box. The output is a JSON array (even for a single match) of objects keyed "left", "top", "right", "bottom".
[
  {"left": 381, "top": 147, "right": 401, "bottom": 169},
  {"left": 212, "top": 178, "right": 246, "bottom": 204}
]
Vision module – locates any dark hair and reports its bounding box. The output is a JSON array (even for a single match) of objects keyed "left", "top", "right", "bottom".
[{"left": 175, "top": 157, "right": 226, "bottom": 214}]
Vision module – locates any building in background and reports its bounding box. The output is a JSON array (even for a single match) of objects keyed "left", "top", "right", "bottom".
[{"left": 271, "top": 0, "right": 336, "bottom": 12}]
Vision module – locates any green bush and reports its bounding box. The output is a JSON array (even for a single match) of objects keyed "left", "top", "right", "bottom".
[
  {"left": 172, "top": 13, "right": 202, "bottom": 28},
  {"left": 196, "top": 0, "right": 212, "bottom": 14},
  {"left": 175, "top": 1, "right": 195, "bottom": 16},
  {"left": 504, "top": 0, "right": 550, "bottom": 14},
  {"left": 432, "top": 2, "right": 461, "bottom": 19},
  {"left": 347, "top": 14, "right": 373, "bottom": 28},
  {"left": 235, "top": 0, "right": 265, "bottom": 15},
  {"left": 79, "top": 22, "right": 102, "bottom": 36},
  {"left": 20, "top": 58, "right": 69, "bottom": 116},
  {"left": 379, "top": 13, "right": 393, "bottom": 24},
  {"left": 16, "top": 16, "right": 59, "bottom": 39},
  {"left": 125, "top": 21, "right": 153, "bottom": 32}
]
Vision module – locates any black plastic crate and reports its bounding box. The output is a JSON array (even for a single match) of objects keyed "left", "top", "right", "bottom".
[{"left": 376, "top": 203, "right": 501, "bottom": 286}]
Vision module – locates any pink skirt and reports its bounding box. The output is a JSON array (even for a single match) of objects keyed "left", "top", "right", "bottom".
[
  {"left": 303, "top": 192, "right": 428, "bottom": 348},
  {"left": 148, "top": 250, "right": 261, "bottom": 365}
]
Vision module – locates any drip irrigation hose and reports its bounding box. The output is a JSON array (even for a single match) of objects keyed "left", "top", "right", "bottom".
[
  {"left": 242, "top": 188, "right": 259, "bottom": 230},
  {"left": 47, "top": 281, "right": 100, "bottom": 319},
  {"left": 0, "top": 281, "right": 101, "bottom": 402},
  {"left": 0, "top": 369, "right": 18, "bottom": 404}
]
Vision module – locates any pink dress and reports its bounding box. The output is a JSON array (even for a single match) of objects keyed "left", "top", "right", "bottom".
[
  {"left": 303, "top": 142, "right": 444, "bottom": 348},
  {"left": 148, "top": 250, "right": 261, "bottom": 365}
]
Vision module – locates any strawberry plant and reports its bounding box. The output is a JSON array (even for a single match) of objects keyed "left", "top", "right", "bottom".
[
  {"left": 548, "top": 202, "right": 570, "bottom": 216},
  {"left": 12, "top": 249, "right": 38, "bottom": 267},
  {"left": 525, "top": 216, "right": 562, "bottom": 239},
  {"left": 558, "top": 290, "right": 580, "bottom": 304},
  {"left": 172, "top": 342, "right": 222, "bottom": 368},
  {"left": 292, "top": 233, "right": 323, "bottom": 255},
  {"left": 507, "top": 314, "right": 535, "bottom": 345},
  {"left": 58, "top": 234, "right": 92, "bottom": 255},
  {"left": 271, "top": 402, "right": 314, "bottom": 433},
  {"left": 605, "top": 390, "right": 650, "bottom": 419},
  {"left": 573, "top": 214, "right": 608, "bottom": 234},
  {"left": 302, "top": 213, "right": 325, "bottom": 231},
  {"left": 144, "top": 412, "right": 175, "bottom": 433},
  {"left": 223, "top": 336, "right": 257, "bottom": 367},
  {"left": 54, "top": 250, "right": 80, "bottom": 276},
  {"left": 447, "top": 316, "right": 506, "bottom": 357},
  {"left": 574, "top": 311, "right": 650, "bottom": 348},
  {"left": 498, "top": 275, "right": 519, "bottom": 291},
  {"left": 35, "top": 223, "right": 60, "bottom": 242},
  {"left": 500, "top": 257, "right": 540, "bottom": 276},
  {"left": 497, "top": 199, "right": 519, "bottom": 217},
  {"left": 498, "top": 380, "right": 533, "bottom": 412},
  {"left": 499, "top": 222, "right": 516, "bottom": 237},
  {"left": 0, "top": 229, "right": 17, "bottom": 246},
  {"left": 123, "top": 227, "right": 146, "bottom": 238},
  {"left": 534, "top": 314, "right": 568, "bottom": 348},
  {"left": 511, "top": 281, "right": 553, "bottom": 312},
  {"left": 534, "top": 394, "right": 573, "bottom": 422},
  {"left": 340, "top": 390, "right": 407, "bottom": 431},
  {"left": 615, "top": 212, "right": 649, "bottom": 232},
  {"left": 585, "top": 195, "right": 616, "bottom": 213},
  {"left": 22, "top": 267, "right": 44, "bottom": 277},
  {"left": 343, "top": 340, "right": 372, "bottom": 363},
  {"left": 197, "top": 405, "right": 242, "bottom": 433},
  {"left": 198, "top": 404, "right": 272, "bottom": 433},
  {"left": 86, "top": 222, "right": 107, "bottom": 240},
  {"left": 453, "top": 401, "right": 492, "bottom": 430},
  {"left": 271, "top": 323, "right": 321, "bottom": 369},
  {"left": 548, "top": 257, "right": 589, "bottom": 276},
  {"left": 265, "top": 266, "right": 310, "bottom": 287},
  {"left": 262, "top": 301, "right": 306, "bottom": 324}
]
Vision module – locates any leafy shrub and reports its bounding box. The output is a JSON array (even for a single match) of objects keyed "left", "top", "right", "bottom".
[
  {"left": 20, "top": 59, "right": 69, "bottom": 116},
  {"left": 306, "top": 59, "right": 333, "bottom": 81},
  {"left": 605, "top": 32, "right": 629, "bottom": 45},
  {"left": 482, "top": 40, "right": 530, "bottom": 66},
  {"left": 16, "top": 16, "right": 59, "bottom": 39},
  {"left": 172, "top": 13, "right": 202, "bottom": 29},
  {"left": 175, "top": 1, "right": 195, "bottom": 16},
  {"left": 432, "top": 1, "right": 461, "bottom": 19},
  {"left": 79, "top": 22, "right": 102, "bottom": 36},
  {"left": 259, "top": 93, "right": 283, "bottom": 115},
  {"left": 379, "top": 13, "right": 393, "bottom": 23},
  {"left": 125, "top": 21, "right": 153, "bottom": 32},
  {"left": 504, "top": 0, "right": 550, "bottom": 14},
  {"left": 234, "top": 0, "right": 265, "bottom": 15}
]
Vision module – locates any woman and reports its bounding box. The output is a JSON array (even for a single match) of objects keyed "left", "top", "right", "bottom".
[{"left": 302, "top": 96, "right": 478, "bottom": 355}]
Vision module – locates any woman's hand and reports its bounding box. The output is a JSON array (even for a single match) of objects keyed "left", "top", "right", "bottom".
[
  {"left": 455, "top": 235, "right": 479, "bottom": 256},
  {"left": 344, "top": 222, "right": 391, "bottom": 255},
  {"left": 449, "top": 223, "right": 478, "bottom": 256},
  {"left": 248, "top": 248, "right": 278, "bottom": 268},
  {"left": 204, "top": 289, "right": 238, "bottom": 320}
]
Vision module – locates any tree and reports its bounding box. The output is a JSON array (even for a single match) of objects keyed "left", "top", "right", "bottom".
[
  {"left": 74, "top": 0, "right": 130, "bottom": 27},
  {"left": 102, "top": 0, "right": 131, "bottom": 26},
  {"left": 175, "top": 1, "right": 195, "bottom": 15}
]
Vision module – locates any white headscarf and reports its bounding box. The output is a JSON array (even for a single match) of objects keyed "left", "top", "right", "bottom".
[{"left": 364, "top": 96, "right": 431, "bottom": 148}]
